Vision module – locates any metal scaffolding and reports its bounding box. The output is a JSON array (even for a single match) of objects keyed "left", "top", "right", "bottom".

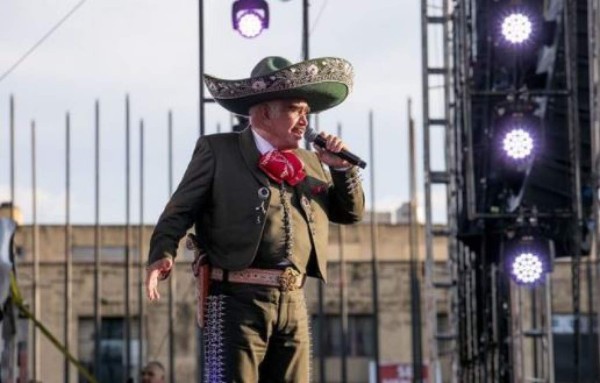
[
  {"left": 424, "top": 0, "right": 597, "bottom": 381},
  {"left": 509, "top": 275, "right": 555, "bottom": 383},
  {"left": 421, "top": 0, "right": 459, "bottom": 381},
  {"left": 588, "top": 0, "right": 600, "bottom": 373}
]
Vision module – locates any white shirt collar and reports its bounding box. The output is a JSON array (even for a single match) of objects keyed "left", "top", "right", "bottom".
[{"left": 251, "top": 127, "right": 275, "bottom": 155}]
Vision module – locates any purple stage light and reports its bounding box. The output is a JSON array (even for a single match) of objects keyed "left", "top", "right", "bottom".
[
  {"left": 502, "top": 128, "right": 534, "bottom": 159},
  {"left": 236, "top": 10, "right": 264, "bottom": 38},
  {"left": 232, "top": 0, "right": 269, "bottom": 39},
  {"left": 511, "top": 252, "right": 544, "bottom": 284},
  {"left": 501, "top": 12, "right": 532, "bottom": 44}
]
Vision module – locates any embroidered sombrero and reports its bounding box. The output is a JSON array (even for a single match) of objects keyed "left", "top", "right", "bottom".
[{"left": 204, "top": 56, "right": 354, "bottom": 116}]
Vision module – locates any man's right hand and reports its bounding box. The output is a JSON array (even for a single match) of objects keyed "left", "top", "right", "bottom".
[{"left": 145, "top": 257, "right": 174, "bottom": 301}]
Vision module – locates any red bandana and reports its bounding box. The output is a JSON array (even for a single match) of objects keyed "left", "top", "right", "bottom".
[{"left": 258, "top": 150, "right": 306, "bottom": 186}]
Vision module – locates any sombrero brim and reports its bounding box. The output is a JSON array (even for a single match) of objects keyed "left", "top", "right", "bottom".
[{"left": 204, "top": 57, "right": 353, "bottom": 116}]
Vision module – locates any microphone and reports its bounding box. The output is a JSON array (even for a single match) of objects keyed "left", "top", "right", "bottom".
[{"left": 304, "top": 127, "right": 367, "bottom": 169}]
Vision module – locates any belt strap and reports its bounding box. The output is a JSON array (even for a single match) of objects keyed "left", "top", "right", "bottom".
[{"left": 210, "top": 267, "right": 305, "bottom": 292}]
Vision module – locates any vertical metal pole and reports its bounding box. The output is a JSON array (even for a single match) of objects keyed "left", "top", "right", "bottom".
[
  {"left": 420, "top": 0, "right": 439, "bottom": 378},
  {"left": 587, "top": 0, "right": 600, "bottom": 374},
  {"left": 302, "top": 0, "right": 312, "bottom": 153},
  {"left": 318, "top": 280, "right": 326, "bottom": 383},
  {"left": 545, "top": 275, "right": 555, "bottom": 383},
  {"left": 510, "top": 280, "right": 524, "bottom": 383},
  {"left": 368, "top": 110, "right": 381, "bottom": 383},
  {"left": 303, "top": 2, "right": 322, "bottom": 370},
  {"left": 138, "top": 119, "right": 145, "bottom": 371},
  {"left": 315, "top": 106, "right": 326, "bottom": 383},
  {"left": 455, "top": 1, "right": 475, "bottom": 220},
  {"left": 64, "top": 113, "right": 72, "bottom": 383},
  {"left": 10, "top": 95, "right": 15, "bottom": 213},
  {"left": 198, "top": 1, "right": 206, "bottom": 380},
  {"left": 7, "top": 93, "right": 16, "bottom": 383},
  {"left": 31, "top": 120, "right": 40, "bottom": 382},
  {"left": 337, "top": 123, "right": 348, "bottom": 383},
  {"left": 408, "top": 99, "right": 423, "bottom": 383},
  {"left": 491, "top": 264, "right": 499, "bottom": 383},
  {"left": 441, "top": 0, "right": 459, "bottom": 379},
  {"left": 564, "top": 1, "right": 583, "bottom": 381},
  {"left": 587, "top": 258, "right": 598, "bottom": 381},
  {"left": 518, "top": 287, "right": 525, "bottom": 383},
  {"left": 531, "top": 289, "right": 539, "bottom": 379},
  {"left": 94, "top": 100, "right": 102, "bottom": 376},
  {"left": 125, "top": 95, "right": 132, "bottom": 381},
  {"left": 168, "top": 110, "right": 177, "bottom": 383},
  {"left": 302, "top": 0, "right": 309, "bottom": 61},
  {"left": 199, "top": 0, "right": 205, "bottom": 138},
  {"left": 586, "top": 258, "right": 595, "bottom": 379}
]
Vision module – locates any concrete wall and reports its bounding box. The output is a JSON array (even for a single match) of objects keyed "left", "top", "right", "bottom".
[
  {"left": 9, "top": 222, "right": 466, "bottom": 382},
  {"left": 12, "top": 224, "right": 597, "bottom": 382}
]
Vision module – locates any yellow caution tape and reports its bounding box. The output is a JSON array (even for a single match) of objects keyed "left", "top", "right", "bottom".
[{"left": 9, "top": 271, "right": 98, "bottom": 383}]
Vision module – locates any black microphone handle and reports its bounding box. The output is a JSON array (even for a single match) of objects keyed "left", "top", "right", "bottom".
[{"left": 312, "top": 135, "right": 367, "bottom": 169}]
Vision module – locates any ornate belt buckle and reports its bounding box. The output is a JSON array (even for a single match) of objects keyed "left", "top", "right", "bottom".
[{"left": 278, "top": 267, "right": 301, "bottom": 292}]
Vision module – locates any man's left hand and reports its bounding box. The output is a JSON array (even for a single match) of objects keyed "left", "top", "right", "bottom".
[{"left": 145, "top": 257, "right": 174, "bottom": 301}]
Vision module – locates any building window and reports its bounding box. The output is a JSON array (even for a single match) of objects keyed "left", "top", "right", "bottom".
[
  {"left": 553, "top": 314, "right": 599, "bottom": 383},
  {"left": 78, "top": 317, "right": 140, "bottom": 383},
  {"left": 311, "top": 314, "right": 374, "bottom": 357},
  {"left": 72, "top": 246, "right": 139, "bottom": 263}
]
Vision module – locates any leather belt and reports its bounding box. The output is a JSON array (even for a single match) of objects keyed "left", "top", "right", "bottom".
[{"left": 210, "top": 267, "right": 305, "bottom": 292}]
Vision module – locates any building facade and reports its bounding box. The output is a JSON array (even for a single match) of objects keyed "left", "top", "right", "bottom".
[{"left": 8, "top": 223, "right": 596, "bottom": 382}]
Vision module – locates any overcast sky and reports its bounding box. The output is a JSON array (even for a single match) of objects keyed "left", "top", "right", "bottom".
[{"left": 0, "top": 0, "right": 447, "bottom": 224}]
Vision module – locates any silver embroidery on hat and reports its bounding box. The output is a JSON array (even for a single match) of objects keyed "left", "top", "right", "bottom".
[{"left": 205, "top": 57, "right": 354, "bottom": 100}]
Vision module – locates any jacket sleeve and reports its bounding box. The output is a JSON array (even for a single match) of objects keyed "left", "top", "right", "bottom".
[
  {"left": 147, "top": 137, "right": 214, "bottom": 265},
  {"left": 327, "top": 166, "right": 365, "bottom": 224}
]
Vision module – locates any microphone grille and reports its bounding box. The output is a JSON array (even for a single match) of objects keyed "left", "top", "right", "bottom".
[{"left": 303, "top": 127, "right": 318, "bottom": 142}]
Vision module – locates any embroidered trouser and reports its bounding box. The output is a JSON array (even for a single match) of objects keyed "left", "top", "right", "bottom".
[{"left": 204, "top": 281, "right": 311, "bottom": 383}]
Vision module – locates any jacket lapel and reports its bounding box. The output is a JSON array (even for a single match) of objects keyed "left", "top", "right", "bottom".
[{"left": 239, "top": 127, "right": 270, "bottom": 187}]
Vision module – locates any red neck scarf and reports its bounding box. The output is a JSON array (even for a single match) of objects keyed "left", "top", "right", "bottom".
[{"left": 258, "top": 150, "right": 306, "bottom": 186}]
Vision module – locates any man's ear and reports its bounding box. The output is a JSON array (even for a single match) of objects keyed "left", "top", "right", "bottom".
[{"left": 256, "top": 103, "right": 273, "bottom": 127}]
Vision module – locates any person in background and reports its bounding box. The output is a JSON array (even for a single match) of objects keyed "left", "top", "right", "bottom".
[
  {"left": 141, "top": 360, "right": 166, "bottom": 383},
  {"left": 0, "top": 203, "right": 23, "bottom": 383}
]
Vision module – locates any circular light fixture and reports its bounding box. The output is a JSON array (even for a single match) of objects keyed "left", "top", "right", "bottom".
[
  {"left": 501, "top": 13, "right": 533, "bottom": 44},
  {"left": 236, "top": 10, "right": 265, "bottom": 38},
  {"left": 502, "top": 128, "right": 534, "bottom": 160},
  {"left": 232, "top": 0, "right": 269, "bottom": 39},
  {"left": 511, "top": 252, "right": 544, "bottom": 284}
]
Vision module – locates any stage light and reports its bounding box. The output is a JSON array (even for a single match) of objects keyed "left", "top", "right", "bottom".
[
  {"left": 502, "top": 127, "right": 534, "bottom": 160},
  {"left": 488, "top": 101, "right": 542, "bottom": 212},
  {"left": 501, "top": 12, "right": 532, "bottom": 44},
  {"left": 504, "top": 234, "right": 554, "bottom": 286},
  {"left": 511, "top": 251, "right": 543, "bottom": 284},
  {"left": 494, "top": 101, "right": 540, "bottom": 163},
  {"left": 232, "top": 0, "right": 269, "bottom": 39}
]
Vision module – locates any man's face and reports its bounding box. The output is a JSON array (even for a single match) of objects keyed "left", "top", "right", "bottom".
[
  {"left": 265, "top": 99, "right": 310, "bottom": 150},
  {"left": 141, "top": 364, "right": 165, "bottom": 383}
]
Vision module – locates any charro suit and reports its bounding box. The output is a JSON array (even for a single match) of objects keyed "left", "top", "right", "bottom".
[
  {"left": 148, "top": 127, "right": 364, "bottom": 279},
  {"left": 148, "top": 127, "right": 364, "bottom": 382}
]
